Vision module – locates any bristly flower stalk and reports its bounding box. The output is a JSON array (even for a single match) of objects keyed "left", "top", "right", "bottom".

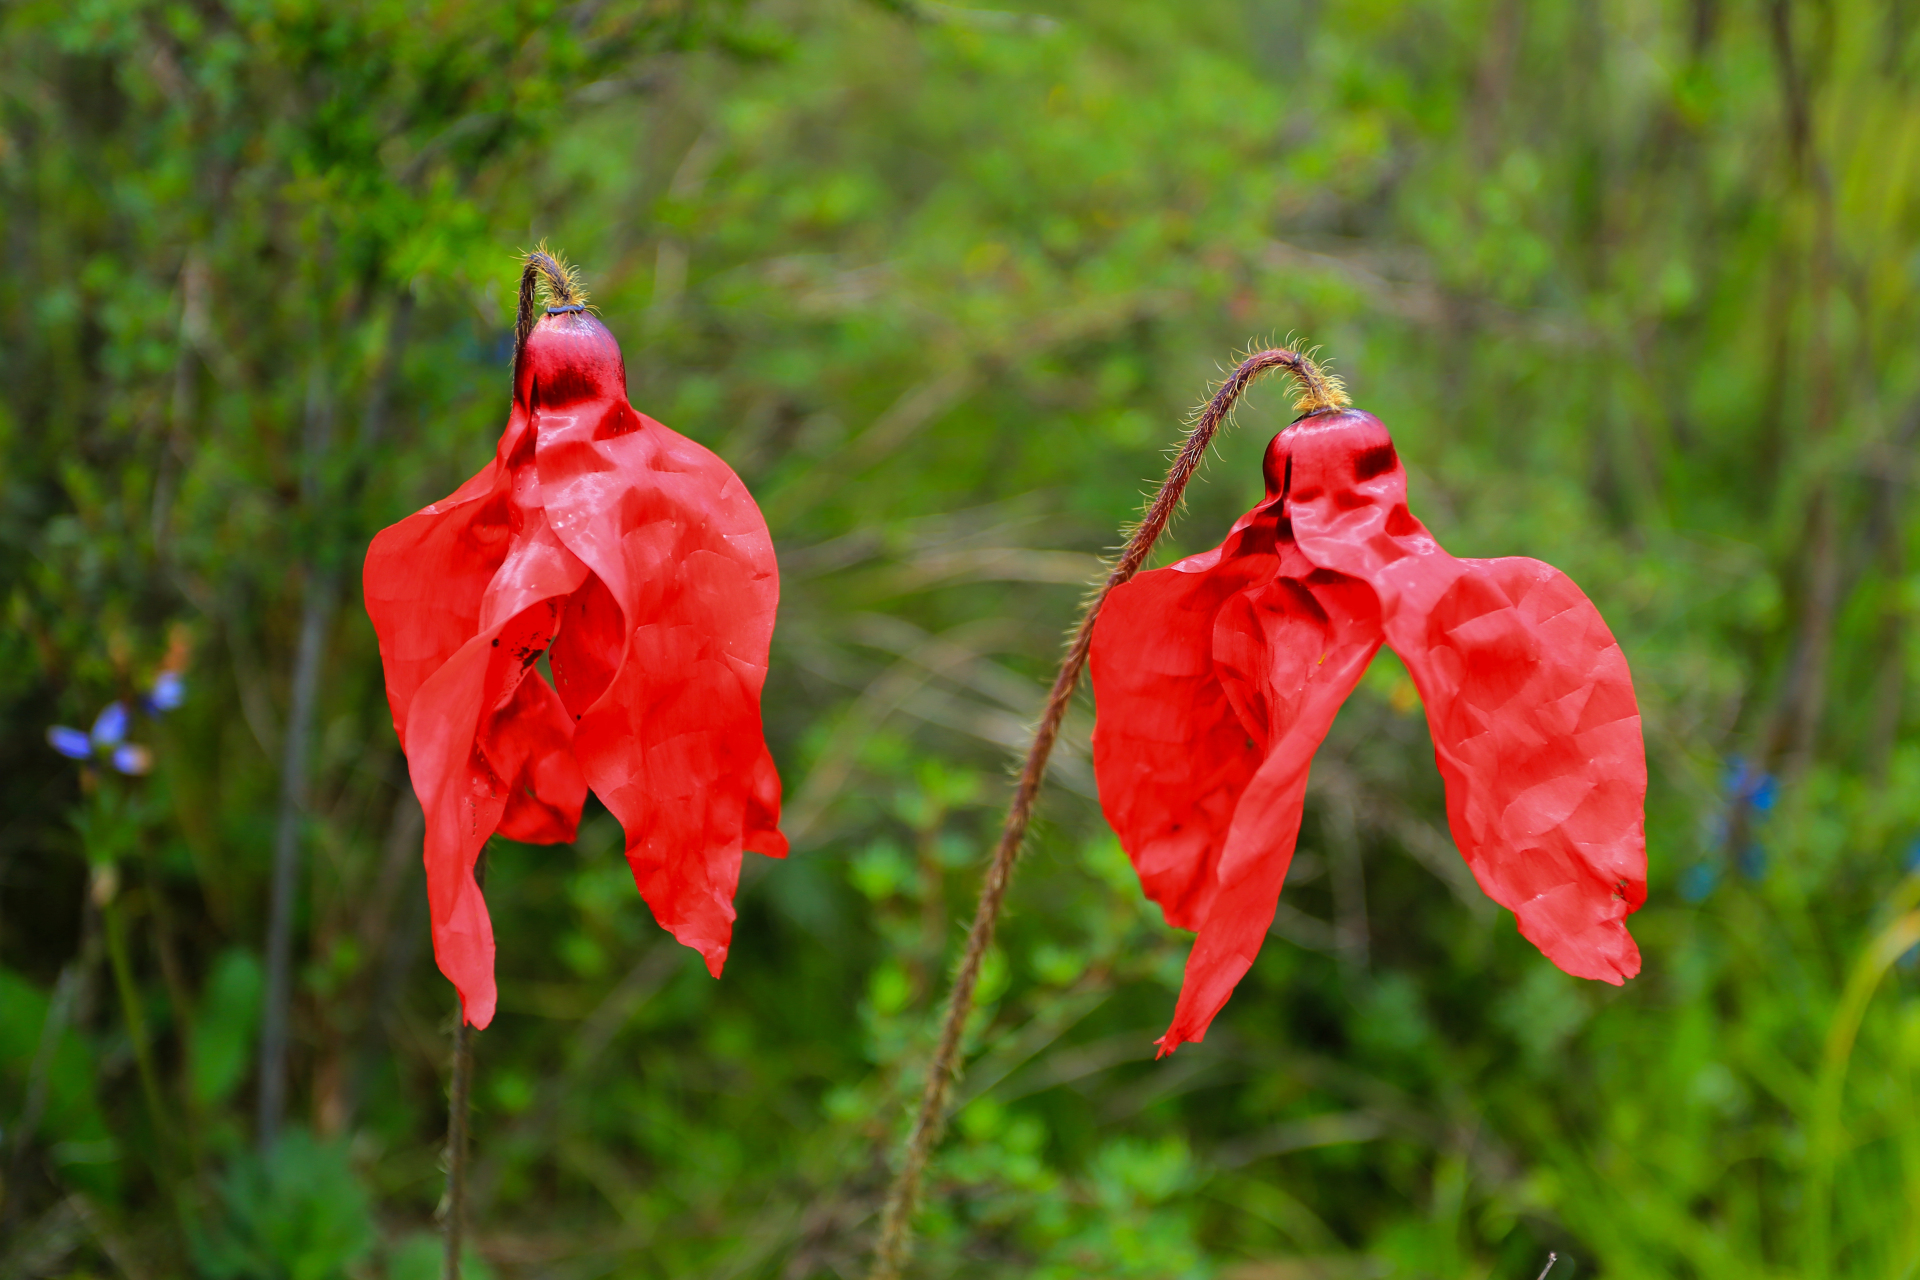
[{"left": 867, "top": 346, "right": 1344, "bottom": 1280}]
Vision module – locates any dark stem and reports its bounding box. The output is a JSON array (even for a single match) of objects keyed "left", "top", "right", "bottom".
[
  {"left": 256, "top": 582, "right": 334, "bottom": 1151},
  {"left": 442, "top": 847, "right": 489, "bottom": 1280},
  {"left": 867, "top": 348, "right": 1342, "bottom": 1280}
]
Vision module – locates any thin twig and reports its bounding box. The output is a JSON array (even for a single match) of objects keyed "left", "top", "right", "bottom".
[
  {"left": 255, "top": 581, "right": 332, "bottom": 1146},
  {"left": 442, "top": 847, "right": 489, "bottom": 1280},
  {"left": 1535, "top": 1252, "right": 1559, "bottom": 1280},
  {"left": 866, "top": 347, "right": 1347, "bottom": 1280},
  {"left": 257, "top": 363, "right": 336, "bottom": 1153}
]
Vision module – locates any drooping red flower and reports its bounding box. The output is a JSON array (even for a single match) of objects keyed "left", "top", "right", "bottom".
[
  {"left": 1090, "top": 405, "right": 1646, "bottom": 1055},
  {"left": 364, "top": 261, "right": 785, "bottom": 1028}
]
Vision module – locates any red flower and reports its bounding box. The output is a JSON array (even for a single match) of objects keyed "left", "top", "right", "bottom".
[
  {"left": 364, "top": 271, "right": 784, "bottom": 1028},
  {"left": 1090, "top": 408, "right": 1646, "bottom": 1054}
]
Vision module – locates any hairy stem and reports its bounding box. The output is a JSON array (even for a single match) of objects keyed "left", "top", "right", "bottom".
[
  {"left": 513, "top": 260, "right": 541, "bottom": 370},
  {"left": 513, "top": 245, "right": 587, "bottom": 371},
  {"left": 867, "top": 347, "right": 1343, "bottom": 1280}
]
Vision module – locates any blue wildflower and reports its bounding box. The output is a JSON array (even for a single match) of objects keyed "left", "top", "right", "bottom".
[
  {"left": 47, "top": 692, "right": 168, "bottom": 774},
  {"left": 110, "top": 744, "right": 153, "bottom": 776},
  {"left": 1680, "top": 862, "right": 1720, "bottom": 903},
  {"left": 144, "top": 670, "right": 186, "bottom": 714},
  {"left": 1722, "top": 756, "right": 1778, "bottom": 811},
  {"left": 91, "top": 702, "right": 128, "bottom": 748},
  {"left": 47, "top": 726, "right": 93, "bottom": 760}
]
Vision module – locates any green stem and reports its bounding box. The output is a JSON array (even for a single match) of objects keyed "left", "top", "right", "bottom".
[
  {"left": 103, "top": 891, "right": 173, "bottom": 1163},
  {"left": 1805, "top": 871, "right": 1920, "bottom": 1277}
]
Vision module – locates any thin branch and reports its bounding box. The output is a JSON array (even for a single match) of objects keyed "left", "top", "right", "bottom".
[
  {"left": 256, "top": 363, "right": 337, "bottom": 1153},
  {"left": 866, "top": 347, "right": 1346, "bottom": 1280},
  {"left": 258, "top": 290, "right": 414, "bottom": 1151}
]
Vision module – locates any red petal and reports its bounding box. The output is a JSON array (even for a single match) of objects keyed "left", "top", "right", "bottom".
[
  {"left": 1156, "top": 567, "right": 1382, "bottom": 1054},
  {"left": 1093, "top": 496, "right": 1386, "bottom": 1053},
  {"left": 1283, "top": 411, "right": 1647, "bottom": 984},
  {"left": 362, "top": 406, "right": 530, "bottom": 746},
  {"left": 391, "top": 439, "right": 591, "bottom": 1027},
  {"left": 1091, "top": 550, "right": 1270, "bottom": 932},
  {"left": 493, "top": 673, "right": 589, "bottom": 844},
  {"left": 527, "top": 311, "right": 784, "bottom": 979}
]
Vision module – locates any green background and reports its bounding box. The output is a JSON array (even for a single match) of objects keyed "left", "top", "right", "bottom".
[{"left": 3, "top": 0, "right": 1919, "bottom": 1275}]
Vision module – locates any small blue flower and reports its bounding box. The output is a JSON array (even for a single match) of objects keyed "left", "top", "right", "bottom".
[
  {"left": 1680, "top": 862, "right": 1720, "bottom": 903},
  {"left": 90, "top": 702, "right": 128, "bottom": 748},
  {"left": 145, "top": 670, "right": 185, "bottom": 714},
  {"left": 111, "top": 744, "right": 153, "bottom": 776},
  {"left": 1721, "top": 756, "right": 1779, "bottom": 812},
  {"left": 47, "top": 726, "right": 93, "bottom": 760}
]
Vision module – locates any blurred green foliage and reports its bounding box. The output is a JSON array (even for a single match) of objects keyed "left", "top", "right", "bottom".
[{"left": 4, "top": 0, "right": 1920, "bottom": 1276}]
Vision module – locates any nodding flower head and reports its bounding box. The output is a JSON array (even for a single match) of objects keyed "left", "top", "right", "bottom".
[
  {"left": 363, "top": 245, "right": 785, "bottom": 1029},
  {"left": 1089, "top": 394, "right": 1647, "bottom": 1055}
]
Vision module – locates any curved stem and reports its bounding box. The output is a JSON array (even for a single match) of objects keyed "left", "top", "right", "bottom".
[
  {"left": 512, "top": 260, "right": 540, "bottom": 371},
  {"left": 867, "top": 347, "right": 1342, "bottom": 1280},
  {"left": 512, "top": 245, "right": 588, "bottom": 371},
  {"left": 1805, "top": 871, "right": 1920, "bottom": 1279}
]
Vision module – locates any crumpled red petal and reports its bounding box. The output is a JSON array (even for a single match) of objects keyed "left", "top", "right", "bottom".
[
  {"left": 364, "top": 309, "right": 783, "bottom": 1026},
  {"left": 1283, "top": 413, "right": 1646, "bottom": 984},
  {"left": 1091, "top": 409, "right": 1646, "bottom": 1052},
  {"left": 363, "top": 405, "right": 528, "bottom": 744},
  {"left": 532, "top": 316, "right": 786, "bottom": 981},
  {"left": 1089, "top": 546, "right": 1268, "bottom": 933}
]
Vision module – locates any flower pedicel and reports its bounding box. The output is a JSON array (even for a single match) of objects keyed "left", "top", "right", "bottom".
[{"left": 1090, "top": 356, "right": 1647, "bottom": 1055}]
